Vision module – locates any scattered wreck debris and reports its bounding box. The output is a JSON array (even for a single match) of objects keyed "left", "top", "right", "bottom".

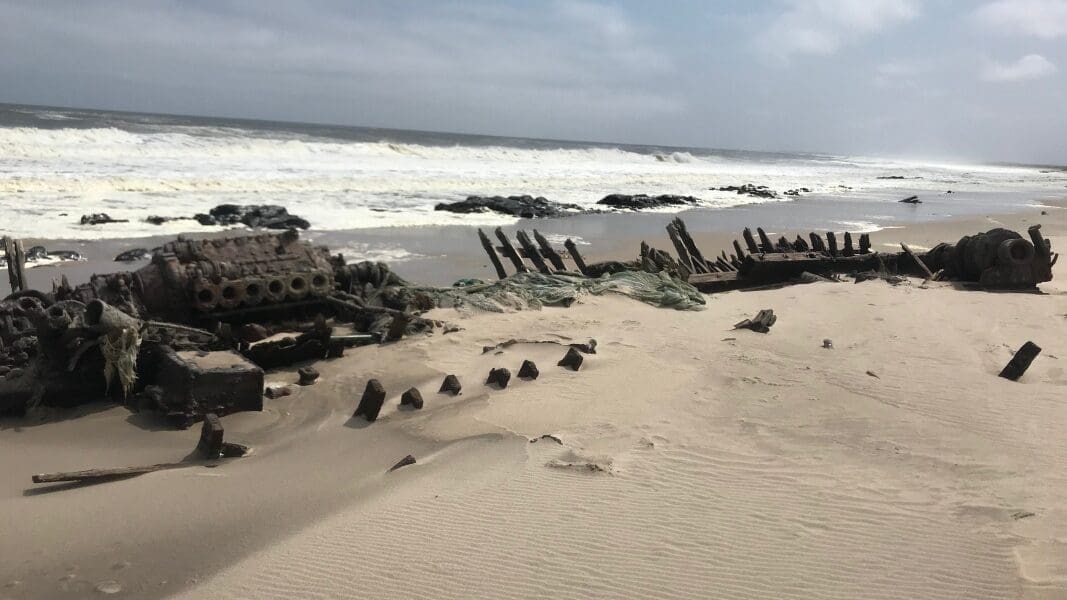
[
  {"left": 486, "top": 367, "right": 512, "bottom": 389},
  {"left": 389, "top": 454, "right": 417, "bottom": 472},
  {"left": 355, "top": 379, "right": 386, "bottom": 422},
  {"left": 597, "top": 194, "right": 698, "bottom": 210},
  {"left": 297, "top": 366, "right": 319, "bottom": 386},
  {"left": 518, "top": 360, "right": 539, "bottom": 380},
  {"left": 147, "top": 204, "right": 311, "bottom": 230},
  {"left": 734, "top": 309, "right": 777, "bottom": 333},
  {"left": 114, "top": 248, "right": 153, "bottom": 263},
  {"left": 558, "top": 347, "right": 584, "bottom": 371},
  {"left": 435, "top": 195, "right": 584, "bottom": 219},
  {"left": 80, "top": 213, "right": 128, "bottom": 226},
  {"left": 999, "top": 341, "right": 1041, "bottom": 381},
  {"left": 439, "top": 374, "right": 462, "bottom": 396},
  {"left": 716, "top": 184, "right": 779, "bottom": 199}
]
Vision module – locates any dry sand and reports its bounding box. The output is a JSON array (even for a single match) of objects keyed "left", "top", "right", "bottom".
[{"left": 2, "top": 207, "right": 1067, "bottom": 599}]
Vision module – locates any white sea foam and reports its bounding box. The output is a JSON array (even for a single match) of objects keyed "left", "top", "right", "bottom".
[{"left": 1, "top": 125, "right": 1064, "bottom": 240}]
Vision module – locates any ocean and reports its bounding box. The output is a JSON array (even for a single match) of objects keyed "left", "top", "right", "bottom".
[{"left": 3, "top": 102, "right": 1065, "bottom": 243}]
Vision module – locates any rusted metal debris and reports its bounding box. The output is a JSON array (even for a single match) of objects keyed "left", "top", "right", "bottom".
[
  {"left": 999, "top": 341, "right": 1041, "bottom": 381},
  {"left": 486, "top": 367, "right": 511, "bottom": 389},
  {"left": 439, "top": 374, "right": 462, "bottom": 396},
  {"left": 558, "top": 348, "right": 584, "bottom": 371},
  {"left": 734, "top": 309, "right": 777, "bottom": 333},
  {"left": 354, "top": 378, "right": 386, "bottom": 422}
]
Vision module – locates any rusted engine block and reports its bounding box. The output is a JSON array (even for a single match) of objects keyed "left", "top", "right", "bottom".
[{"left": 923, "top": 225, "right": 1056, "bottom": 288}]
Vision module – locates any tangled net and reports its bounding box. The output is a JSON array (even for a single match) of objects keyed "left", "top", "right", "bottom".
[{"left": 101, "top": 327, "right": 142, "bottom": 398}]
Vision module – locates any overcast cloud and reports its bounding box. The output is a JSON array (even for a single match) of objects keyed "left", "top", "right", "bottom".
[{"left": 1, "top": 0, "right": 1065, "bottom": 163}]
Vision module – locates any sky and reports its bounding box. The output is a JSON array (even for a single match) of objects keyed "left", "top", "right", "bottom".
[{"left": 1, "top": 0, "right": 1066, "bottom": 164}]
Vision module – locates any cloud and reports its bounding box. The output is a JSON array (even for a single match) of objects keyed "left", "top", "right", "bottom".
[
  {"left": 760, "top": 0, "right": 921, "bottom": 61},
  {"left": 973, "top": 0, "right": 1067, "bottom": 38},
  {"left": 982, "top": 54, "right": 1057, "bottom": 81}
]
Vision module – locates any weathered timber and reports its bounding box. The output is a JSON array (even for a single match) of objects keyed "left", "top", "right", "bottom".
[
  {"left": 901, "top": 243, "right": 935, "bottom": 279},
  {"left": 197, "top": 414, "right": 225, "bottom": 459},
  {"left": 673, "top": 219, "right": 710, "bottom": 274},
  {"left": 794, "top": 236, "right": 809, "bottom": 252},
  {"left": 738, "top": 252, "right": 881, "bottom": 282},
  {"left": 743, "top": 228, "right": 760, "bottom": 254},
  {"left": 809, "top": 232, "right": 827, "bottom": 252},
  {"left": 859, "top": 234, "right": 871, "bottom": 254},
  {"left": 486, "top": 367, "right": 512, "bottom": 388},
  {"left": 734, "top": 309, "right": 777, "bottom": 333},
  {"left": 477, "top": 229, "right": 508, "bottom": 279},
  {"left": 733, "top": 240, "right": 747, "bottom": 261},
  {"left": 843, "top": 232, "right": 855, "bottom": 256},
  {"left": 558, "top": 347, "right": 584, "bottom": 370},
  {"left": 999, "top": 341, "right": 1041, "bottom": 381},
  {"left": 532, "top": 230, "right": 567, "bottom": 271},
  {"left": 400, "top": 387, "right": 424, "bottom": 409},
  {"left": 4, "top": 237, "right": 27, "bottom": 294},
  {"left": 826, "top": 232, "right": 839, "bottom": 257},
  {"left": 1028, "top": 225, "right": 1049, "bottom": 258},
  {"left": 518, "top": 360, "right": 539, "bottom": 380},
  {"left": 665, "top": 222, "right": 696, "bottom": 273},
  {"left": 32, "top": 462, "right": 190, "bottom": 484},
  {"left": 563, "top": 239, "right": 590, "bottom": 276},
  {"left": 494, "top": 228, "right": 528, "bottom": 274},
  {"left": 687, "top": 270, "right": 742, "bottom": 292},
  {"left": 757, "top": 228, "right": 775, "bottom": 253},
  {"left": 385, "top": 312, "right": 411, "bottom": 342},
  {"left": 439, "top": 374, "right": 462, "bottom": 395},
  {"left": 354, "top": 379, "right": 387, "bottom": 422},
  {"left": 515, "top": 230, "right": 551, "bottom": 274},
  {"left": 297, "top": 366, "right": 319, "bottom": 386}
]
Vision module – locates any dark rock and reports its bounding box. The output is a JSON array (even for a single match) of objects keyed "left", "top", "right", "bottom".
[
  {"left": 530, "top": 434, "right": 563, "bottom": 444},
  {"left": 195, "top": 204, "right": 310, "bottom": 229},
  {"left": 389, "top": 454, "right": 417, "bottom": 472},
  {"left": 876, "top": 175, "right": 907, "bottom": 180},
  {"left": 297, "top": 366, "right": 320, "bottom": 386},
  {"left": 899, "top": 195, "right": 921, "bottom": 204},
  {"left": 400, "top": 387, "right": 424, "bottom": 409},
  {"left": 570, "top": 339, "right": 597, "bottom": 354},
  {"left": 220, "top": 442, "right": 251, "bottom": 457},
  {"left": 518, "top": 360, "right": 539, "bottom": 380},
  {"left": 80, "top": 213, "right": 128, "bottom": 225},
  {"left": 435, "top": 195, "right": 584, "bottom": 219},
  {"left": 47, "top": 250, "right": 82, "bottom": 261},
  {"left": 238, "top": 323, "right": 270, "bottom": 343},
  {"left": 439, "top": 374, "right": 462, "bottom": 395},
  {"left": 716, "top": 184, "right": 778, "bottom": 199},
  {"left": 197, "top": 413, "right": 225, "bottom": 459},
  {"left": 264, "top": 385, "right": 292, "bottom": 399},
  {"left": 597, "top": 194, "right": 698, "bottom": 210},
  {"left": 486, "top": 367, "right": 511, "bottom": 389},
  {"left": 114, "top": 248, "right": 152, "bottom": 262},
  {"left": 354, "top": 379, "right": 387, "bottom": 421},
  {"left": 145, "top": 215, "right": 194, "bottom": 225},
  {"left": 558, "top": 347, "right": 584, "bottom": 371},
  {"left": 25, "top": 246, "right": 48, "bottom": 260},
  {"left": 5, "top": 368, "right": 24, "bottom": 380}
]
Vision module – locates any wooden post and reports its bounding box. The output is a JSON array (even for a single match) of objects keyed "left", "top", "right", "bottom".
[
  {"left": 742, "top": 228, "right": 760, "bottom": 254},
  {"left": 794, "top": 235, "right": 809, "bottom": 251},
  {"left": 673, "top": 219, "right": 710, "bottom": 273},
  {"left": 826, "top": 232, "right": 838, "bottom": 257},
  {"left": 532, "top": 230, "right": 567, "bottom": 271},
  {"left": 859, "top": 234, "right": 871, "bottom": 254},
  {"left": 756, "top": 228, "right": 775, "bottom": 253},
  {"left": 809, "top": 232, "right": 827, "bottom": 252},
  {"left": 732, "top": 240, "right": 746, "bottom": 261},
  {"left": 515, "top": 230, "right": 551, "bottom": 274},
  {"left": 4, "top": 237, "right": 26, "bottom": 294},
  {"left": 999, "top": 341, "right": 1041, "bottom": 381},
  {"left": 477, "top": 229, "right": 508, "bottom": 279},
  {"left": 843, "top": 232, "right": 855, "bottom": 257},
  {"left": 494, "top": 228, "right": 528, "bottom": 274},
  {"left": 563, "top": 239, "right": 590, "bottom": 276},
  {"left": 665, "top": 222, "right": 695, "bottom": 272},
  {"left": 1028, "top": 225, "right": 1048, "bottom": 258},
  {"left": 901, "top": 243, "right": 935, "bottom": 279}
]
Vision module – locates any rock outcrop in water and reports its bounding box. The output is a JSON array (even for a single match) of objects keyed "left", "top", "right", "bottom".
[
  {"left": 145, "top": 205, "right": 311, "bottom": 230},
  {"left": 716, "top": 184, "right": 779, "bottom": 199},
  {"left": 80, "top": 213, "right": 128, "bottom": 226},
  {"left": 596, "top": 194, "right": 698, "bottom": 210},
  {"left": 435, "top": 195, "right": 584, "bottom": 219}
]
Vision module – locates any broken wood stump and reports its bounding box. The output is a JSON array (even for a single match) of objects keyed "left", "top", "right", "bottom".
[
  {"left": 486, "top": 367, "right": 512, "bottom": 389},
  {"left": 999, "top": 341, "right": 1041, "bottom": 381},
  {"left": 389, "top": 455, "right": 417, "bottom": 472},
  {"left": 400, "top": 387, "right": 424, "bottom": 409},
  {"left": 354, "top": 379, "right": 387, "bottom": 422},
  {"left": 734, "top": 309, "right": 777, "bottom": 333},
  {"left": 563, "top": 239, "right": 590, "bottom": 276},
  {"left": 518, "top": 360, "right": 539, "bottom": 380},
  {"left": 439, "top": 374, "right": 462, "bottom": 395},
  {"left": 197, "top": 413, "right": 225, "bottom": 459},
  {"left": 32, "top": 463, "right": 185, "bottom": 484},
  {"left": 558, "top": 347, "right": 584, "bottom": 371}
]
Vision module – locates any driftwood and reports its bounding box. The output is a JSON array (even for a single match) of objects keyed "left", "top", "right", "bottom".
[
  {"left": 533, "top": 230, "right": 567, "bottom": 271},
  {"left": 734, "top": 309, "right": 777, "bottom": 333},
  {"left": 999, "top": 341, "right": 1041, "bottom": 381},
  {"left": 494, "top": 228, "right": 528, "bottom": 274},
  {"left": 477, "top": 229, "right": 508, "bottom": 279},
  {"left": 32, "top": 462, "right": 188, "bottom": 484},
  {"left": 900, "top": 243, "right": 936, "bottom": 279}
]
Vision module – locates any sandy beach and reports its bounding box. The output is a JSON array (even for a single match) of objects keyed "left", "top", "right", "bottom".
[{"left": 2, "top": 203, "right": 1065, "bottom": 599}]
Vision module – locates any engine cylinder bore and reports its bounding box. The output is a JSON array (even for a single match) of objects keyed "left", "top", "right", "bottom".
[
  {"left": 308, "top": 271, "right": 332, "bottom": 297},
  {"left": 997, "top": 238, "right": 1035, "bottom": 266},
  {"left": 287, "top": 274, "right": 310, "bottom": 300},
  {"left": 264, "top": 278, "right": 288, "bottom": 303},
  {"left": 217, "top": 279, "right": 247, "bottom": 310},
  {"left": 243, "top": 278, "right": 265, "bottom": 306},
  {"left": 192, "top": 281, "right": 221, "bottom": 312}
]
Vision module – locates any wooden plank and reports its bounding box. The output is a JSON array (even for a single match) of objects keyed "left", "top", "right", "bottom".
[
  {"left": 515, "top": 230, "right": 551, "bottom": 274},
  {"left": 742, "top": 228, "right": 760, "bottom": 254},
  {"left": 563, "top": 239, "right": 590, "bottom": 276},
  {"left": 477, "top": 229, "right": 508, "bottom": 279},
  {"left": 33, "top": 462, "right": 188, "bottom": 484},
  {"left": 673, "top": 219, "right": 710, "bottom": 273},
  {"left": 494, "top": 228, "right": 529, "bottom": 274},
  {"left": 900, "top": 243, "right": 935, "bottom": 279},
  {"left": 999, "top": 341, "right": 1041, "bottom": 381},
  {"left": 665, "top": 222, "right": 696, "bottom": 273},
  {"left": 532, "top": 230, "right": 567, "bottom": 270}
]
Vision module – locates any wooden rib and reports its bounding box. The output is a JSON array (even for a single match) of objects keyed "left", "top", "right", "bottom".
[
  {"left": 477, "top": 229, "right": 508, "bottom": 279},
  {"left": 515, "top": 230, "right": 551, "bottom": 274},
  {"left": 494, "top": 228, "right": 529, "bottom": 274},
  {"left": 732, "top": 240, "right": 747, "bottom": 261},
  {"left": 564, "top": 239, "right": 590, "bottom": 276},
  {"left": 532, "top": 230, "right": 567, "bottom": 270},
  {"left": 756, "top": 228, "right": 775, "bottom": 253},
  {"left": 809, "top": 232, "right": 827, "bottom": 252},
  {"left": 665, "top": 222, "right": 696, "bottom": 272},
  {"left": 794, "top": 235, "right": 809, "bottom": 251},
  {"left": 742, "top": 228, "right": 760, "bottom": 254},
  {"left": 826, "top": 232, "right": 838, "bottom": 257},
  {"left": 842, "top": 232, "right": 855, "bottom": 257},
  {"left": 859, "top": 233, "right": 871, "bottom": 254},
  {"left": 673, "top": 219, "right": 710, "bottom": 273}
]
